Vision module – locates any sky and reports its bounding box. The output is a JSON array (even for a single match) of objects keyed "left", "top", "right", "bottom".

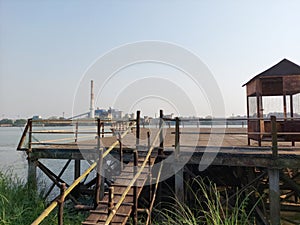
[{"left": 1, "top": 0, "right": 300, "bottom": 119}]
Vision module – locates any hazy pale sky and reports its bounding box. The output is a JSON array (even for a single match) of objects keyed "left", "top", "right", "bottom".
[{"left": 1, "top": 0, "right": 300, "bottom": 119}]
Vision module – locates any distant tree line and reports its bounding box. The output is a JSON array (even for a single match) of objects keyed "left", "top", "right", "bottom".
[{"left": 0, "top": 118, "right": 27, "bottom": 127}]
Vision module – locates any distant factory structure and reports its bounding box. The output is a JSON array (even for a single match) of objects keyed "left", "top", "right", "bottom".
[
  {"left": 87, "top": 80, "right": 134, "bottom": 120},
  {"left": 94, "top": 107, "right": 134, "bottom": 120}
]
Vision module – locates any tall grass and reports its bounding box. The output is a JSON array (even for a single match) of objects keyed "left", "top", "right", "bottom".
[
  {"left": 154, "top": 177, "right": 261, "bottom": 225},
  {"left": 0, "top": 171, "right": 86, "bottom": 225}
]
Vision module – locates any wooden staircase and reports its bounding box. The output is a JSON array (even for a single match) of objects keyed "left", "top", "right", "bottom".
[{"left": 82, "top": 153, "right": 158, "bottom": 225}]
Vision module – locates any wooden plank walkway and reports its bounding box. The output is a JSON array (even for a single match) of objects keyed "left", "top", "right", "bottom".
[{"left": 82, "top": 154, "right": 157, "bottom": 225}]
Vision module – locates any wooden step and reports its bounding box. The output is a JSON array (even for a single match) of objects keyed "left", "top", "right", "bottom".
[{"left": 90, "top": 210, "right": 129, "bottom": 217}]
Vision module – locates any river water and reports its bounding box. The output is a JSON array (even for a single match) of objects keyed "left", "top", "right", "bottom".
[
  {"left": 0, "top": 127, "right": 27, "bottom": 178},
  {"left": 0, "top": 126, "right": 97, "bottom": 199}
]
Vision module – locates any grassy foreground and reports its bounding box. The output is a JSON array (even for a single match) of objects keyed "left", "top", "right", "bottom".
[
  {"left": 1, "top": 171, "right": 261, "bottom": 225},
  {"left": 0, "top": 171, "right": 86, "bottom": 225},
  {"left": 153, "top": 177, "right": 260, "bottom": 225}
]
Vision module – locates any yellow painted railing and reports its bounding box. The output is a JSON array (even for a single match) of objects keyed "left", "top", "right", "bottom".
[
  {"left": 104, "top": 127, "right": 161, "bottom": 225},
  {"left": 31, "top": 123, "right": 134, "bottom": 225}
]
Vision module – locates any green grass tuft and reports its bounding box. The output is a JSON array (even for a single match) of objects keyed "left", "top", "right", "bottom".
[
  {"left": 154, "top": 177, "right": 261, "bottom": 225},
  {"left": 0, "top": 171, "right": 86, "bottom": 225}
]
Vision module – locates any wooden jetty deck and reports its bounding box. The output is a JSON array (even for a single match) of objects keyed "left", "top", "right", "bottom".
[{"left": 17, "top": 114, "right": 300, "bottom": 225}]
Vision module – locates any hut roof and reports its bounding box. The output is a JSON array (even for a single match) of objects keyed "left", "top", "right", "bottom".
[{"left": 243, "top": 58, "right": 300, "bottom": 86}]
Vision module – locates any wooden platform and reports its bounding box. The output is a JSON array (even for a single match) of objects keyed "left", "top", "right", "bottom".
[{"left": 22, "top": 128, "right": 300, "bottom": 169}]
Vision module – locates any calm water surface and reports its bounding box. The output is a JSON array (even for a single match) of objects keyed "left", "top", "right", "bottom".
[{"left": 0, "top": 127, "right": 27, "bottom": 178}]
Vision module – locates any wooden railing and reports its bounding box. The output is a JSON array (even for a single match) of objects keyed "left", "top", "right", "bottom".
[
  {"left": 104, "top": 125, "right": 163, "bottom": 225},
  {"left": 17, "top": 118, "right": 133, "bottom": 151},
  {"left": 162, "top": 116, "right": 300, "bottom": 156},
  {"left": 28, "top": 118, "right": 135, "bottom": 225}
]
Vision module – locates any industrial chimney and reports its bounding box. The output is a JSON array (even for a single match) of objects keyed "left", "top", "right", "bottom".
[{"left": 90, "top": 80, "right": 95, "bottom": 118}]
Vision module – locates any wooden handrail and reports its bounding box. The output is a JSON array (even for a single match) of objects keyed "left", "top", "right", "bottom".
[
  {"left": 104, "top": 126, "right": 161, "bottom": 225},
  {"left": 17, "top": 119, "right": 30, "bottom": 150},
  {"left": 31, "top": 123, "right": 135, "bottom": 225}
]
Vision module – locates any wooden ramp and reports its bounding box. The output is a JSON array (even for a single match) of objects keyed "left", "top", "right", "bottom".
[{"left": 83, "top": 153, "right": 158, "bottom": 225}]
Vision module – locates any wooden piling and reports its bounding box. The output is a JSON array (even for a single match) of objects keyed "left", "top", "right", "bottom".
[
  {"left": 28, "top": 156, "right": 37, "bottom": 190},
  {"left": 268, "top": 169, "right": 280, "bottom": 225},
  {"left": 269, "top": 115, "right": 280, "bottom": 225}
]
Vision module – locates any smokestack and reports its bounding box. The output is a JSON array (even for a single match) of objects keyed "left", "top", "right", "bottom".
[{"left": 90, "top": 80, "right": 95, "bottom": 118}]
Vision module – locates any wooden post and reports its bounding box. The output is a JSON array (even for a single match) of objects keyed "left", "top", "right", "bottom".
[
  {"left": 290, "top": 94, "right": 294, "bottom": 118},
  {"left": 134, "top": 110, "right": 140, "bottom": 224},
  {"left": 271, "top": 116, "right": 278, "bottom": 158},
  {"left": 268, "top": 169, "right": 280, "bottom": 225},
  {"left": 74, "top": 121, "right": 80, "bottom": 179},
  {"left": 136, "top": 111, "right": 140, "bottom": 151},
  {"left": 95, "top": 118, "right": 104, "bottom": 206},
  {"left": 175, "top": 117, "right": 180, "bottom": 159},
  {"left": 159, "top": 110, "right": 164, "bottom": 155},
  {"left": 133, "top": 150, "right": 138, "bottom": 225},
  {"left": 27, "top": 119, "right": 37, "bottom": 190},
  {"left": 269, "top": 115, "right": 280, "bottom": 225},
  {"left": 75, "top": 121, "right": 78, "bottom": 142},
  {"left": 290, "top": 95, "right": 295, "bottom": 146},
  {"left": 283, "top": 94, "right": 287, "bottom": 120},
  {"left": 101, "top": 122, "right": 105, "bottom": 138},
  {"left": 74, "top": 160, "right": 80, "bottom": 179},
  {"left": 28, "top": 119, "right": 32, "bottom": 151},
  {"left": 174, "top": 117, "right": 184, "bottom": 204},
  {"left": 118, "top": 133, "right": 123, "bottom": 170},
  {"left": 28, "top": 155, "right": 37, "bottom": 190},
  {"left": 108, "top": 186, "right": 114, "bottom": 225},
  {"left": 175, "top": 166, "right": 184, "bottom": 204},
  {"left": 257, "top": 94, "right": 263, "bottom": 146},
  {"left": 147, "top": 132, "right": 152, "bottom": 217},
  {"left": 58, "top": 183, "right": 66, "bottom": 225},
  {"left": 246, "top": 96, "right": 250, "bottom": 145}
]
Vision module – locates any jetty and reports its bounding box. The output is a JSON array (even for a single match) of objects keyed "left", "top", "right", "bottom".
[
  {"left": 16, "top": 59, "right": 300, "bottom": 225},
  {"left": 17, "top": 113, "right": 300, "bottom": 225}
]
